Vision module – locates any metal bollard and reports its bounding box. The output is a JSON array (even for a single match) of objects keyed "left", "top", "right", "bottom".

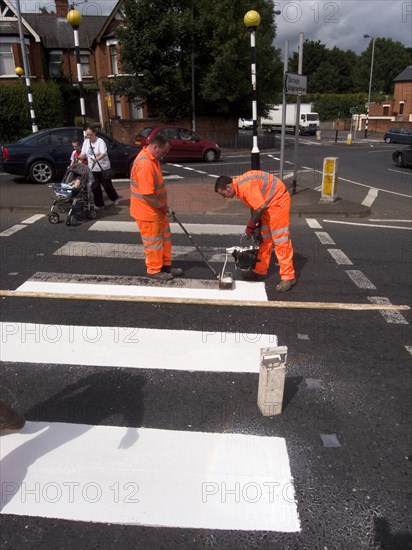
[{"left": 257, "top": 346, "right": 288, "bottom": 416}]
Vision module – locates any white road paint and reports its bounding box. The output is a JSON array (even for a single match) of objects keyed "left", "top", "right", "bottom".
[
  {"left": 53, "top": 241, "right": 232, "bottom": 263},
  {"left": 367, "top": 297, "right": 409, "bottom": 325},
  {"left": 305, "top": 218, "right": 322, "bottom": 229},
  {"left": 1, "top": 320, "right": 272, "bottom": 373},
  {"left": 345, "top": 270, "right": 376, "bottom": 289},
  {"left": 327, "top": 249, "right": 353, "bottom": 265},
  {"left": 323, "top": 220, "right": 412, "bottom": 231},
  {"left": 0, "top": 225, "right": 27, "bottom": 237},
  {"left": 0, "top": 421, "right": 300, "bottom": 532},
  {"left": 21, "top": 214, "right": 45, "bottom": 224},
  {"left": 315, "top": 232, "right": 335, "bottom": 245},
  {"left": 362, "top": 188, "right": 379, "bottom": 207},
  {"left": 369, "top": 220, "right": 412, "bottom": 223},
  {"left": 89, "top": 221, "right": 246, "bottom": 235},
  {"left": 405, "top": 346, "right": 412, "bottom": 356}
]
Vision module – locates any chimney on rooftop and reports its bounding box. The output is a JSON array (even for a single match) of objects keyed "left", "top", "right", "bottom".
[{"left": 55, "top": 0, "right": 69, "bottom": 18}]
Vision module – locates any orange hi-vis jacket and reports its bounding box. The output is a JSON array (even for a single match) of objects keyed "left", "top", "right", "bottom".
[
  {"left": 231, "top": 170, "right": 286, "bottom": 211},
  {"left": 130, "top": 147, "right": 167, "bottom": 221}
]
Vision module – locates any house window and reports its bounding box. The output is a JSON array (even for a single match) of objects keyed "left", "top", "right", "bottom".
[
  {"left": 49, "top": 50, "right": 62, "bottom": 78},
  {"left": 383, "top": 105, "right": 390, "bottom": 116},
  {"left": 80, "top": 52, "right": 90, "bottom": 77},
  {"left": 114, "top": 94, "right": 122, "bottom": 117},
  {"left": 109, "top": 44, "right": 118, "bottom": 75},
  {"left": 0, "top": 44, "right": 15, "bottom": 76},
  {"left": 129, "top": 99, "right": 143, "bottom": 119},
  {"left": 399, "top": 102, "right": 404, "bottom": 115}
]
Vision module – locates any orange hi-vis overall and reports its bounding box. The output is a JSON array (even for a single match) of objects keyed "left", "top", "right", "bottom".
[
  {"left": 130, "top": 147, "right": 172, "bottom": 274},
  {"left": 232, "top": 170, "right": 295, "bottom": 281}
]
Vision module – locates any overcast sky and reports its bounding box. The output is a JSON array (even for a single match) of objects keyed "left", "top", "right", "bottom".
[{"left": 16, "top": 0, "right": 412, "bottom": 55}]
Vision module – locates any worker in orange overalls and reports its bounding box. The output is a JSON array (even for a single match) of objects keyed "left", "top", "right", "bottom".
[
  {"left": 130, "top": 134, "right": 183, "bottom": 281},
  {"left": 215, "top": 171, "right": 296, "bottom": 291}
]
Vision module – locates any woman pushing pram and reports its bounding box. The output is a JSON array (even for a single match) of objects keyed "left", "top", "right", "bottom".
[{"left": 49, "top": 162, "right": 97, "bottom": 226}]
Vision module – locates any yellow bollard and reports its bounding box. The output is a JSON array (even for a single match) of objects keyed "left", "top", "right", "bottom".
[
  {"left": 321, "top": 157, "right": 339, "bottom": 203},
  {"left": 346, "top": 133, "right": 352, "bottom": 145}
]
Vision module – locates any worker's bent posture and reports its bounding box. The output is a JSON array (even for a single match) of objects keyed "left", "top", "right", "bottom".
[
  {"left": 215, "top": 171, "right": 296, "bottom": 292},
  {"left": 130, "top": 134, "right": 183, "bottom": 281}
]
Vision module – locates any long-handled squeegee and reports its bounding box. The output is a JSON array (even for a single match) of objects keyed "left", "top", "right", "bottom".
[{"left": 170, "top": 212, "right": 234, "bottom": 290}]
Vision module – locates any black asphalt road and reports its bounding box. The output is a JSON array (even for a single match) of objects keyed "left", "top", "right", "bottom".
[{"left": 1, "top": 212, "right": 411, "bottom": 548}]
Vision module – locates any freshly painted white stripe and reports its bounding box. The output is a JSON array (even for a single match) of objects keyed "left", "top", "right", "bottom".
[
  {"left": 305, "top": 218, "right": 322, "bottom": 229},
  {"left": 0, "top": 225, "right": 27, "bottom": 237},
  {"left": 323, "top": 220, "right": 412, "bottom": 231},
  {"left": 21, "top": 214, "right": 45, "bottom": 224},
  {"left": 314, "top": 185, "right": 322, "bottom": 191},
  {"left": 53, "top": 241, "right": 232, "bottom": 262},
  {"left": 315, "top": 231, "right": 335, "bottom": 245},
  {"left": 345, "top": 270, "right": 376, "bottom": 289},
  {"left": 16, "top": 279, "right": 267, "bottom": 304},
  {"left": 327, "top": 248, "right": 353, "bottom": 265},
  {"left": 387, "top": 168, "right": 412, "bottom": 175},
  {"left": 369, "top": 220, "right": 412, "bottom": 223},
  {"left": 367, "top": 297, "right": 409, "bottom": 325},
  {"left": 89, "top": 221, "right": 246, "bottom": 235},
  {"left": 163, "top": 174, "right": 184, "bottom": 179},
  {"left": 405, "top": 345, "right": 412, "bottom": 356},
  {"left": 0, "top": 421, "right": 300, "bottom": 531},
  {"left": 362, "top": 188, "right": 379, "bottom": 207}
]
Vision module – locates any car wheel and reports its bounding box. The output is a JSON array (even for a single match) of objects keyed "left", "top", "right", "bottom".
[
  {"left": 385, "top": 137, "right": 392, "bottom": 143},
  {"left": 29, "top": 160, "right": 54, "bottom": 184},
  {"left": 395, "top": 153, "right": 405, "bottom": 167},
  {"left": 204, "top": 149, "right": 217, "bottom": 162}
]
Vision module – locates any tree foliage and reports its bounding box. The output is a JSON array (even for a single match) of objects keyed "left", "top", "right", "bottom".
[{"left": 113, "top": 0, "right": 282, "bottom": 120}]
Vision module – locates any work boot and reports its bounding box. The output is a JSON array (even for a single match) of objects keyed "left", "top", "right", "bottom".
[
  {"left": 162, "top": 266, "right": 184, "bottom": 277},
  {"left": 147, "top": 271, "right": 173, "bottom": 281},
  {"left": 276, "top": 278, "right": 296, "bottom": 292},
  {"left": 0, "top": 401, "right": 25, "bottom": 431}
]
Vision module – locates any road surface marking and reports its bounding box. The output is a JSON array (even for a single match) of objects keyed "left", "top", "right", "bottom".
[
  {"left": 305, "top": 218, "right": 322, "bottom": 229},
  {"left": 53, "top": 241, "right": 234, "bottom": 262},
  {"left": 21, "top": 214, "right": 45, "bottom": 224},
  {"left": 369, "top": 220, "right": 412, "bottom": 223},
  {"left": 362, "top": 188, "right": 379, "bottom": 207},
  {"left": 323, "top": 220, "right": 412, "bottom": 231},
  {"left": 315, "top": 231, "right": 335, "bottom": 245},
  {"left": 0, "top": 421, "right": 299, "bottom": 532},
  {"left": 405, "top": 346, "right": 412, "bottom": 355},
  {"left": 367, "top": 297, "right": 409, "bottom": 325},
  {"left": 0, "top": 225, "right": 27, "bottom": 237},
  {"left": 327, "top": 249, "right": 353, "bottom": 265},
  {"left": 89, "top": 221, "right": 246, "bottom": 234},
  {"left": 345, "top": 270, "right": 376, "bottom": 289},
  {"left": 0, "top": 321, "right": 272, "bottom": 372}
]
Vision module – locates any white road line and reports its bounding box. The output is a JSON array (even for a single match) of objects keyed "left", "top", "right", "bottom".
[
  {"left": 369, "top": 220, "right": 412, "bottom": 223},
  {"left": 1, "top": 321, "right": 271, "bottom": 372},
  {"left": 305, "top": 218, "right": 322, "bottom": 229},
  {"left": 0, "top": 224, "right": 27, "bottom": 237},
  {"left": 53, "top": 241, "right": 233, "bottom": 263},
  {"left": 361, "top": 188, "right": 379, "bottom": 207},
  {"left": 327, "top": 249, "right": 353, "bottom": 265},
  {"left": 314, "top": 185, "right": 322, "bottom": 191},
  {"left": 89, "top": 221, "right": 246, "bottom": 234},
  {"left": 405, "top": 345, "right": 412, "bottom": 356},
  {"left": 388, "top": 168, "right": 412, "bottom": 175},
  {"left": 367, "top": 297, "right": 409, "bottom": 325},
  {"left": 315, "top": 232, "right": 335, "bottom": 245},
  {"left": 21, "top": 214, "right": 45, "bottom": 224},
  {"left": 323, "top": 220, "right": 412, "bottom": 231},
  {"left": 345, "top": 270, "right": 376, "bottom": 289},
  {"left": 0, "top": 421, "right": 299, "bottom": 532}
]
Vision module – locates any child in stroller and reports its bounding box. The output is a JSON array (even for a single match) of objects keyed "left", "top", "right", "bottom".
[{"left": 49, "top": 163, "right": 96, "bottom": 226}]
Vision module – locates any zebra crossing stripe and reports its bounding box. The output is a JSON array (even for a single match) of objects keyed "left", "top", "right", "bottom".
[
  {"left": 88, "top": 221, "right": 246, "bottom": 235},
  {"left": 0, "top": 322, "right": 273, "bottom": 373},
  {"left": 0, "top": 421, "right": 300, "bottom": 531},
  {"left": 367, "top": 297, "right": 409, "bottom": 325}
]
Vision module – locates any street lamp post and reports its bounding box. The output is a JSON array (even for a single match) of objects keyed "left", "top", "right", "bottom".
[
  {"left": 363, "top": 34, "right": 376, "bottom": 139},
  {"left": 244, "top": 10, "right": 261, "bottom": 170},
  {"left": 67, "top": 9, "right": 87, "bottom": 127}
]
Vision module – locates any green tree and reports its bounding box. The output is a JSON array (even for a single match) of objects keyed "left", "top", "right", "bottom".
[{"left": 111, "top": 0, "right": 282, "bottom": 120}]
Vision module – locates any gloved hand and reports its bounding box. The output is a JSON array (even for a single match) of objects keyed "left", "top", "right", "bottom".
[
  {"left": 245, "top": 219, "right": 261, "bottom": 238},
  {"left": 159, "top": 203, "right": 170, "bottom": 215}
]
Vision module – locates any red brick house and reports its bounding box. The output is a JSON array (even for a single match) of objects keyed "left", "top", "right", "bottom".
[{"left": 0, "top": 0, "right": 143, "bottom": 132}]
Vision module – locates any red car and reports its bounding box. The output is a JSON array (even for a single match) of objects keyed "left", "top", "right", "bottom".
[{"left": 134, "top": 126, "right": 220, "bottom": 162}]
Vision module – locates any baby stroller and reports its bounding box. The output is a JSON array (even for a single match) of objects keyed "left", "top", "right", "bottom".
[{"left": 48, "top": 163, "right": 96, "bottom": 226}]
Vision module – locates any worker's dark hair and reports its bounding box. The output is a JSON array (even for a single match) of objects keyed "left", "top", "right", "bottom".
[
  {"left": 150, "top": 133, "right": 171, "bottom": 147},
  {"left": 215, "top": 175, "right": 232, "bottom": 192}
]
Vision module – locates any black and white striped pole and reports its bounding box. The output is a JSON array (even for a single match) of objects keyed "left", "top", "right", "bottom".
[
  {"left": 67, "top": 9, "right": 87, "bottom": 128},
  {"left": 15, "top": 0, "right": 38, "bottom": 133},
  {"left": 244, "top": 10, "right": 261, "bottom": 170}
]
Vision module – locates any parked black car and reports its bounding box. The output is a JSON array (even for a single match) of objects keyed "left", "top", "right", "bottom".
[
  {"left": 383, "top": 127, "right": 412, "bottom": 145},
  {"left": 392, "top": 147, "right": 412, "bottom": 168},
  {"left": 0, "top": 127, "right": 140, "bottom": 184}
]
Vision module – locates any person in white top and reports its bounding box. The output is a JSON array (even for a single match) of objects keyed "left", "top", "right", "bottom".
[{"left": 79, "top": 126, "right": 119, "bottom": 209}]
